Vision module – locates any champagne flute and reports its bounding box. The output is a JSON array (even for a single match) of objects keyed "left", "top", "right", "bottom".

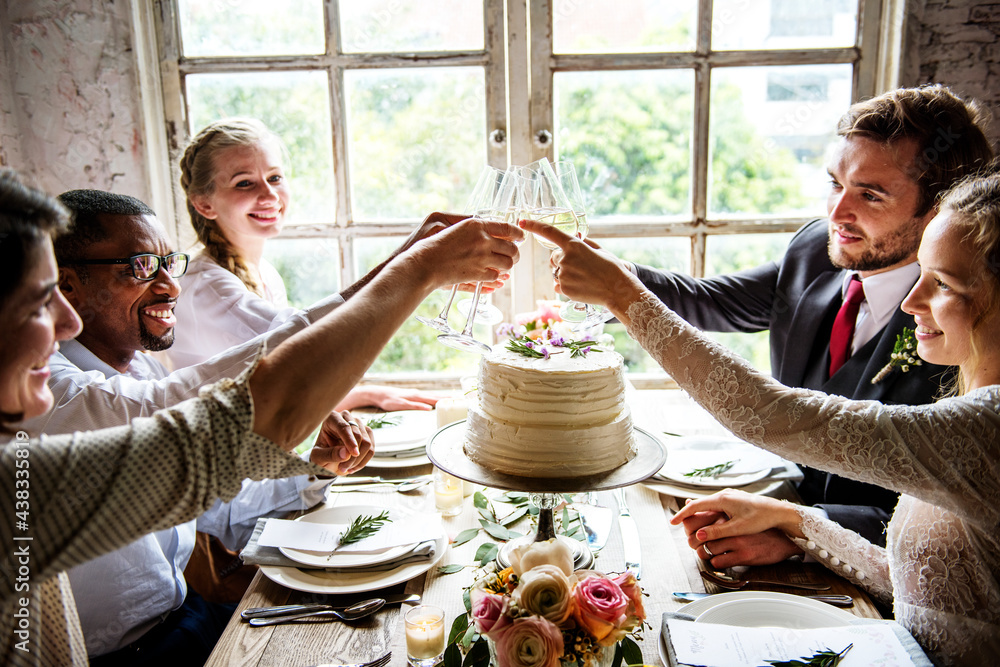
[
  {"left": 524, "top": 158, "right": 579, "bottom": 250},
  {"left": 552, "top": 161, "right": 613, "bottom": 330},
  {"left": 437, "top": 167, "right": 507, "bottom": 354},
  {"left": 455, "top": 170, "right": 506, "bottom": 326},
  {"left": 416, "top": 166, "right": 503, "bottom": 334}
]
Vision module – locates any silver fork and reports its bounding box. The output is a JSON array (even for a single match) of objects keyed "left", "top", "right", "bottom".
[{"left": 310, "top": 653, "right": 391, "bottom": 667}]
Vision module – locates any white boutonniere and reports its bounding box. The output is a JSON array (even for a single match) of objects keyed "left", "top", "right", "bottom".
[{"left": 871, "top": 327, "right": 922, "bottom": 384}]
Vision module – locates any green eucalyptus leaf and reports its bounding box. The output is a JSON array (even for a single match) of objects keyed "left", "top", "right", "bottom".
[
  {"left": 611, "top": 642, "right": 624, "bottom": 667},
  {"left": 453, "top": 528, "right": 480, "bottom": 546},
  {"left": 500, "top": 506, "right": 528, "bottom": 526},
  {"left": 476, "top": 542, "right": 499, "bottom": 565},
  {"left": 481, "top": 521, "right": 510, "bottom": 541},
  {"left": 438, "top": 564, "right": 466, "bottom": 575},
  {"left": 473, "top": 491, "right": 489, "bottom": 509}
]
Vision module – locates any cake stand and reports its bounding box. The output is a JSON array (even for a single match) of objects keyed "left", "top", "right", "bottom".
[{"left": 426, "top": 421, "right": 666, "bottom": 570}]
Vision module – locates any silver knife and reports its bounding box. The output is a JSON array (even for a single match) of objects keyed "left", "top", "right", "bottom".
[
  {"left": 615, "top": 487, "right": 641, "bottom": 579},
  {"left": 241, "top": 593, "right": 420, "bottom": 620},
  {"left": 672, "top": 592, "right": 854, "bottom": 607}
]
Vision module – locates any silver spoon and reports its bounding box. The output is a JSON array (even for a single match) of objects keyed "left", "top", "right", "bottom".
[{"left": 248, "top": 598, "right": 385, "bottom": 626}]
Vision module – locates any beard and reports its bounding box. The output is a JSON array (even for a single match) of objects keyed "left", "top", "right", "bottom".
[
  {"left": 827, "top": 220, "right": 923, "bottom": 272},
  {"left": 139, "top": 321, "right": 174, "bottom": 352}
]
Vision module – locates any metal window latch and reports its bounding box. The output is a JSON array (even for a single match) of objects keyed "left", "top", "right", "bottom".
[
  {"left": 490, "top": 128, "right": 506, "bottom": 146},
  {"left": 534, "top": 129, "right": 552, "bottom": 148}
]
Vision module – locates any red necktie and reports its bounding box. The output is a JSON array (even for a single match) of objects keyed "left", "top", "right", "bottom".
[{"left": 829, "top": 276, "right": 866, "bottom": 376}]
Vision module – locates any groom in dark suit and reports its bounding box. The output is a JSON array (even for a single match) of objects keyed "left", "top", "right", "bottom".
[{"left": 630, "top": 85, "right": 994, "bottom": 565}]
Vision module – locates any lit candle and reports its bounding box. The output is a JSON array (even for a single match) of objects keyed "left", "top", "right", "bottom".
[
  {"left": 434, "top": 468, "right": 464, "bottom": 517},
  {"left": 435, "top": 397, "right": 468, "bottom": 428},
  {"left": 405, "top": 605, "right": 445, "bottom": 664}
]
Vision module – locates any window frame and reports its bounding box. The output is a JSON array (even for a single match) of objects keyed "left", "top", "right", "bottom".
[{"left": 144, "top": 0, "right": 896, "bottom": 386}]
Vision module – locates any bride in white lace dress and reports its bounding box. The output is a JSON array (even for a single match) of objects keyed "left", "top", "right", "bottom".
[{"left": 523, "top": 171, "right": 1000, "bottom": 666}]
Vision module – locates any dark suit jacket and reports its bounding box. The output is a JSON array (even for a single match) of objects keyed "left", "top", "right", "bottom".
[{"left": 634, "top": 218, "right": 951, "bottom": 544}]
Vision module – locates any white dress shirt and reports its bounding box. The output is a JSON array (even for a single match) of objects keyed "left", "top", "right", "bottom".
[
  {"left": 844, "top": 262, "right": 920, "bottom": 354},
  {"left": 16, "top": 293, "right": 343, "bottom": 656},
  {"left": 168, "top": 252, "right": 297, "bottom": 369},
  {"left": 40, "top": 340, "right": 327, "bottom": 656}
]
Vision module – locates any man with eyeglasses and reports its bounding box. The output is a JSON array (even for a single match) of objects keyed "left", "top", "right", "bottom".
[{"left": 24, "top": 189, "right": 368, "bottom": 665}]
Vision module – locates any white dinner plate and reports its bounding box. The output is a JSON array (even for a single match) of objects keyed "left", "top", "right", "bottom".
[
  {"left": 678, "top": 590, "right": 856, "bottom": 622},
  {"left": 644, "top": 477, "right": 786, "bottom": 500},
  {"left": 696, "top": 596, "right": 853, "bottom": 628},
  {"left": 363, "top": 410, "right": 437, "bottom": 452},
  {"left": 262, "top": 533, "right": 448, "bottom": 594},
  {"left": 655, "top": 436, "right": 786, "bottom": 488},
  {"left": 365, "top": 453, "right": 431, "bottom": 469},
  {"left": 278, "top": 505, "right": 423, "bottom": 568},
  {"left": 661, "top": 591, "right": 857, "bottom": 664}
]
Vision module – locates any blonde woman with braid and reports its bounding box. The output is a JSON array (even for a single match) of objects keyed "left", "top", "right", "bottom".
[{"left": 170, "top": 118, "right": 454, "bottom": 412}]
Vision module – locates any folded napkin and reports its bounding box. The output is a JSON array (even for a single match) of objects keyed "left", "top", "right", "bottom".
[
  {"left": 240, "top": 517, "right": 437, "bottom": 571},
  {"left": 660, "top": 610, "right": 933, "bottom": 667}
]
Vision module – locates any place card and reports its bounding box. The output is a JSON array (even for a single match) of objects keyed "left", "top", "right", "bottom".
[{"left": 666, "top": 618, "right": 917, "bottom": 667}]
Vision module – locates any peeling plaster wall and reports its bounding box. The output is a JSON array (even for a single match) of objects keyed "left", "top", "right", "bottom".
[
  {"left": 0, "top": 0, "right": 997, "bottom": 206},
  {"left": 0, "top": 0, "right": 150, "bottom": 201},
  {"left": 906, "top": 0, "right": 1000, "bottom": 150}
]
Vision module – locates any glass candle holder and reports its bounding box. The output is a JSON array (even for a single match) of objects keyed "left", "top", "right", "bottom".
[
  {"left": 405, "top": 605, "right": 446, "bottom": 667},
  {"left": 434, "top": 467, "right": 464, "bottom": 517},
  {"left": 435, "top": 397, "right": 468, "bottom": 428}
]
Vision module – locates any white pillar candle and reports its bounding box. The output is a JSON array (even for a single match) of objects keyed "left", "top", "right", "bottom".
[
  {"left": 435, "top": 397, "right": 468, "bottom": 428},
  {"left": 405, "top": 605, "right": 446, "bottom": 662}
]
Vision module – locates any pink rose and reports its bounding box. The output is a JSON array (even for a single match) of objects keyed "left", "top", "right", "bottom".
[
  {"left": 571, "top": 573, "right": 628, "bottom": 645},
  {"left": 612, "top": 572, "right": 646, "bottom": 627},
  {"left": 471, "top": 591, "right": 512, "bottom": 637},
  {"left": 536, "top": 301, "right": 561, "bottom": 324},
  {"left": 493, "top": 616, "right": 564, "bottom": 667},
  {"left": 516, "top": 309, "right": 541, "bottom": 326}
]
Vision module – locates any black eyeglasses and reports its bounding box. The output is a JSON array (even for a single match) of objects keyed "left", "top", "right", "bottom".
[{"left": 69, "top": 252, "right": 190, "bottom": 281}]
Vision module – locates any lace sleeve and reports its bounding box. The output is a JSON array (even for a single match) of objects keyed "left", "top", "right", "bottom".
[
  {"left": 789, "top": 507, "right": 893, "bottom": 604},
  {"left": 624, "top": 293, "right": 1000, "bottom": 531}
]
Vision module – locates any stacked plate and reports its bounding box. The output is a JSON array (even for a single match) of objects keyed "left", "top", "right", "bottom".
[
  {"left": 259, "top": 505, "right": 448, "bottom": 594},
  {"left": 363, "top": 410, "right": 438, "bottom": 468},
  {"left": 646, "top": 436, "right": 802, "bottom": 498}
]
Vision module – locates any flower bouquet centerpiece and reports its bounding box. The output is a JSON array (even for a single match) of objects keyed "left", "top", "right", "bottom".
[
  {"left": 497, "top": 301, "right": 615, "bottom": 361},
  {"left": 451, "top": 538, "right": 646, "bottom": 667}
]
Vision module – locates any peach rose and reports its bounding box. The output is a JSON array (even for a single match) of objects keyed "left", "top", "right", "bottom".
[
  {"left": 611, "top": 572, "right": 646, "bottom": 627},
  {"left": 513, "top": 564, "right": 574, "bottom": 625},
  {"left": 493, "top": 616, "right": 564, "bottom": 667}
]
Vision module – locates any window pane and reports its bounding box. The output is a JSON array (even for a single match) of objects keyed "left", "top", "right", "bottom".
[
  {"left": 264, "top": 238, "right": 340, "bottom": 309},
  {"left": 596, "top": 237, "right": 690, "bottom": 375},
  {"left": 556, "top": 70, "right": 694, "bottom": 220},
  {"left": 355, "top": 237, "right": 484, "bottom": 375},
  {"left": 703, "top": 232, "right": 795, "bottom": 374},
  {"left": 553, "top": 0, "right": 696, "bottom": 53},
  {"left": 345, "top": 68, "right": 486, "bottom": 220},
  {"left": 708, "top": 64, "right": 852, "bottom": 218},
  {"left": 713, "top": 0, "right": 858, "bottom": 51},
  {"left": 177, "top": 0, "right": 324, "bottom": 57},
  {"left": 186, "top": 72, "right": 336, "bottom": 224},
  {"left": 339, "top": 0, "right": 483, "bottom": 53}
]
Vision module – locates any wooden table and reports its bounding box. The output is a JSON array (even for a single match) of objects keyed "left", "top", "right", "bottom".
[{"left": 206, "top": 392, "right": 882, "bottom": 667}]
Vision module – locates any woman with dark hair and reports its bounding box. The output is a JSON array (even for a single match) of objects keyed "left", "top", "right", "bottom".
[
  {"left": 0, "top": 167, "right": 520, "bottom": 666},
  {"left": 527, "top": 167, "right": 1000, "bottom": 665}
]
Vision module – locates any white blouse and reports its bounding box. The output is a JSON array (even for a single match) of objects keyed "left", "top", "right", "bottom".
[
  {"left": 169, "top": 252, "right": 296, "bottom": 369},
  {"left": 625, "top": 292, "right": 1000, "bottom": 666}
]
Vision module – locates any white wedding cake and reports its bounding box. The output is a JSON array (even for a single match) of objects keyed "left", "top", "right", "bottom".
[{"left": 464, "top": 346, "right": 636, "bottom": 477}]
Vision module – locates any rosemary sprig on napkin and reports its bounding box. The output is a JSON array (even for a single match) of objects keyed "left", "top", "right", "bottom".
[
  {"left": 765, "top": 643, "right": 853, "bottom": 667},
  {"left": 337, "top": 510, "right": 392, "bottom": 547},
  {"left": 365, "top": 413, "right": 401, "bottom": 429},
  {"left": 683, "top": 459, "right": 737, "bottom": 478}
]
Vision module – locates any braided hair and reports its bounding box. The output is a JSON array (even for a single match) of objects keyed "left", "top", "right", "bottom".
[{"left": 179, "top": 118, "right": 287, "bottom": 297}]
